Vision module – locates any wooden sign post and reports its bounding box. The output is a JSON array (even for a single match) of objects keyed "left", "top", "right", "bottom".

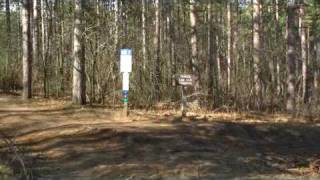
[{"left": 176, "top": 74, "right": 195, "bottom": 117}]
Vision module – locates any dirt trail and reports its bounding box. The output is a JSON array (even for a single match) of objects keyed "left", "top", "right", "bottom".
[{"left": 0, "top": 95, "right": 320, "bottom": 180}]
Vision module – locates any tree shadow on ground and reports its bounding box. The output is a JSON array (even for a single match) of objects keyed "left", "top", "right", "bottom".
[{"left": 0, "top": 107, "right": 320, "bottom": 179}]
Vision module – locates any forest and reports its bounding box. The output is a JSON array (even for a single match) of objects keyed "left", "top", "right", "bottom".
[
  {"left": 0, "top": 0, "right": 320, "bottom": 179},
  {"left": 0, "top": 0, "right": 320, "bottom": 112}
]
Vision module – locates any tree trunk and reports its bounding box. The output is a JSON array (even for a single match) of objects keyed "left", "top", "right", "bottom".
[
  {"left": 72, "top": 0, "right": 86, "bottom": 105},
  {"left": 207, "top": 2, "right": 215, "bottom": 107},
  {"left": 114, "top": 0, "right": 119, "bottom": 50},
  {"left": 227, "top": 1, "right": 232, "bottom": 91},
  {"left": 233, "top": 0, "right": 239, "bottom": 101},
  {"left": 286, "top": 1, "right": 298, "bottom": 112},
  {"left": 40, "top": 0, "right": 47, "bottom": 97},
  {"left": 216, "top": 9, "right": 222, "bottom": 88},
  {"left": 253, "top": 0, "right": 262, "bottom": 109},
  {"left": 142, "top": 0, "right": 147, "bottom": 70},
  {"left": 190, "top": 0, "right": 200, "bottom": 104},
  {"left": 22, "top": 0, "right": 33, "bottom": 100},
  {"left": 33, "top": 0, "right": 38, "bottom": 71},
  {"left": 59, "top": 0, "right": 65, "bottom": 94},
  {"left": 300, "top": 1, "right": 309, "bottom": 103},
  {"left": 274, "top": 0, "right": 282, "bottom": 96},
  {"left": 315, "top": 39, "right": 320, "bottom": 94},
  {"left": 5, "top": 0, "right": 11, "bottom": 76},
  {"left": 154, "top": 0, "right": 161, "bottom": 101}
]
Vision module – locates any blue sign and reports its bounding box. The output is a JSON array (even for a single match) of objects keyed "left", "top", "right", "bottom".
[{"left": 122, "top": 91, "right": 129, "bottom": 97}]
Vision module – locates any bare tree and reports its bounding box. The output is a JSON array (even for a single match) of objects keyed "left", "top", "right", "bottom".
[
  {"left": 227, "top": 1, "right": 232, "bottom": 91},
  {"left": 5, "top": 0, "right": 11, "bottom": 76},
  {"left": 286, "top": 0, "right": 298, "bottom": 112},
  {"left": 274, "top": 0, "right": 282, "bottom": 96},
  {"left": 32, "top": 0, "right": 38, "bottom": 69},
  {"left": 72, "top": 0, "right": 86, "bottom": 105},
  {"left": 154, "top": 0, "right": 161, "bottom": 101},
  {"left": 253, "top": 0, "right": 262, "bottom": 108},
  {"left": 190, "top": 0, "right": 200, "bottom": 104},
  {"left": 22, "top": 0, "right": 33, "bottom": 100},
  {"left": 207, "top": 2, "right": 214, "bottom": 105},
  {"left": 142, "top": 0, "right": 147, "bottom": 70},
  {"left": 300, "top": 1, "right": 309, "bottom": 103}
]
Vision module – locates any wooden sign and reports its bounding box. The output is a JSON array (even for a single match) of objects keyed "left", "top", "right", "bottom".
[{"left": 178, "top": 74, "right": 194, "bottom": 86}]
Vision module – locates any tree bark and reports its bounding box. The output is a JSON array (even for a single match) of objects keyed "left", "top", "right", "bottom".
[
  {"left": 190, "top": 0, "right": 200, "bottom": 104},
  {"left": 216, "top": 9, "right": 222, "bottom": 88},
  {"left": 233, "top": 0, "right": 239, "bottom": 100},
  {"left": 59, "top": 0, "right": 65, "bottom": 94},
  {"left": 22, "top": 0, "right": 33, "bottom": 100},
  {"left": 253, "top": 0, "right": 262, "bottom": 108},
  {"left": 227, "top": 1, "right": 232, "bottom": 91},
  {"left": 300, "top": 1, "right": 309, "bottom": 103},
  {"left": 114, "top": 0, "right": 119, "bottom": 50},
  {"left": 274, "top": 0, "right": 282, "bottom": 96},
  {"left": 5, "top": 0, "right": 11, "bottom": 76},
  {"left": 33, "top": 0, "right": 38, "bottom": 70},
  {"left": 142, "top": 0, "right": 147, "bottom": 70},
  {"left": 207, "top": 3, "right": 212, "bottom": 94},
  {"left": 286, "top": 1, "right": 298, "bottom": 112},
  {"left": 315, "top": 39, "right": 320, "bottom": 93},
  {"left": 72, "top": 0, "right": 86, "bottom": 105},
  {"left": 154, "top": 0, "right": 161, "bottom": 101},
  {"left": 40, "top": 0, "right": 47, "bottom": 97}
]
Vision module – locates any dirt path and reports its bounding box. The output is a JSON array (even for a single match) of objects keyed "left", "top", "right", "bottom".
[{"left": 0, "top": 95, "right": 320, "bottom": 179}]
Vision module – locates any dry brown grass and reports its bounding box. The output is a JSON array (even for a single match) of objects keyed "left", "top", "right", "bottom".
[{"left": 0, "top": 96, "right": 320, "bottom": 179}]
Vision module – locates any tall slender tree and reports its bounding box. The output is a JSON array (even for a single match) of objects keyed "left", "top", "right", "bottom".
[
  {"left": 5, "top": 0, "right": 11, "bottom": 76},
  {"left": 287, "top": 0, "right": 298, "bottom": 112},
  {"left": 33, "top": 0, "right": 38, "bottom": 69},
  {"left": 190, "top": 0, "right": 200, "bottom": 104},
  {"left": 22, "top": 0, "right": 33, "bottom": 100},
  {"left": 207, "top": 2, "right": 214, "bottom": 105},
  {"left": 227, "top": 1, "right": 232, "bottom": 91},
  {"left": 72, "top": 0, "right": 86, "bottom": 105},
  {"left": 253, "top": 0, "right": 262, "bottom": 108},
  {"left": 59, "top": 0, "right": 65, "bottom": 94},
  {"left": 142, "top": 0, "right": 147, "bottom": 70},
  {"left": 300, "top": 0, "right": 309, "bottom": 103},
  {"left": 274, "top": 0, "right": 282, "bottom": 96},
  {"left": 154, "top": 0, "right": 161, "bottom": 101}
]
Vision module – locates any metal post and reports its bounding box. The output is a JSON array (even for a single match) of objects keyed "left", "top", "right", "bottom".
[
  {"left": 120, "top": 48, "right": 132, "bottom": 117},
  {"left": 181, "top": 86, "right": 186, "bottom": 117},
  {"left": 122, "top": 73, "right": 130, "bottom": 117},
  {"left": 124, "top": 100, "right": 128, "bottom": 116}
]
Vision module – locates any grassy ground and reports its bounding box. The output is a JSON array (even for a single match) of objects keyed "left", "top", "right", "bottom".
[{"left": 0, "top": 95, "right": 320, "bottom": 180}]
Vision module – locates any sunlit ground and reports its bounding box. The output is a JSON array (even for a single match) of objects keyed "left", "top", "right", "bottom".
[{"left": 0, "top": 95, "right": 320, "bottom": 180}]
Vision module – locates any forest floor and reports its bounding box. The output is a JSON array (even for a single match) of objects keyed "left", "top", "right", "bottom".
[{"left": 0, "top": 95, "right": 320, "bottom": 180}]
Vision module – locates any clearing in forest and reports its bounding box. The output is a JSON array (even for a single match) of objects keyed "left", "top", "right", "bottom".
[{"left": 0, "top": 95, "right": 320, "bottom": 180}]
